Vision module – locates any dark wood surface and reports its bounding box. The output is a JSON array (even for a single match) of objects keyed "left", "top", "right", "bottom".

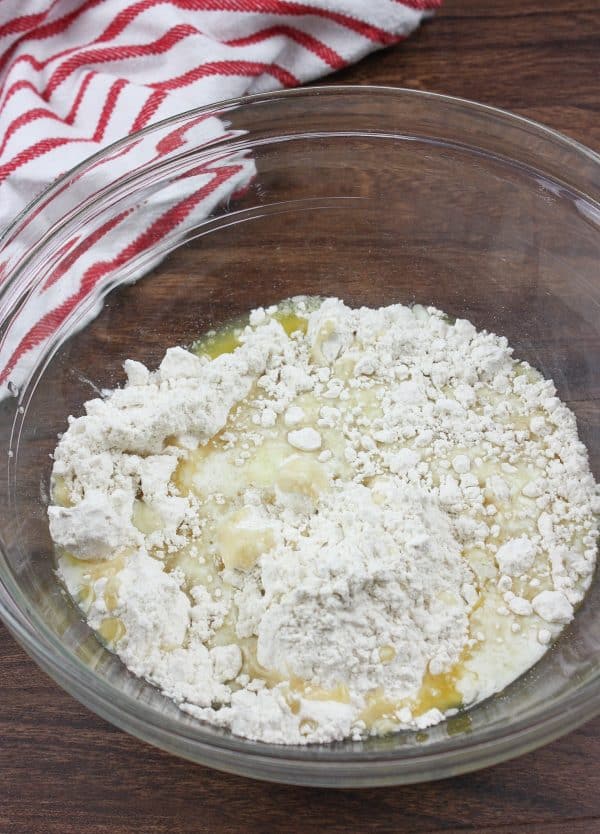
[{"left": 2, "top": 1, "right": 600, "bottom": 831}]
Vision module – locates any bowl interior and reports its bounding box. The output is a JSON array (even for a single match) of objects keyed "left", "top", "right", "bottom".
[{"left": 0, "top": 88, "right": 599, "bottom": 785}]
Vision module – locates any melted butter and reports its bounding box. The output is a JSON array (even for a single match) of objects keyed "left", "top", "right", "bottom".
[
  {"left": 237, "top": 640, "right": 352, "bottom": 707},
  {"left": 358, "top": 689, "right": 399, "bottom": 726},
  {"left": 402, "top": 612, "right": 480, "bottom": 719},
  {"left": 192, "top": 310, "right": 308, "bottom": 361},
  {"left": 239, "top": 637, "right": 285, "bottom": 686},
  {"left": 132, "top": 499, "right": 164, "bottom": 534},
  {"left": 164, "top": 542, "right": 219, "bottom": 593},
  {"left": 359, "top": 643, "right": 472, "bottom": 730},
  {"left": 98, "top": 617, "right": 126, "bottom": 646},
  {"left": 172, "top": 436, "right": 224, "bottom": 496},
  {"left": 194, "top": 328, "right": 241, "bottom": 359},
  {"left": 282, "top": 678, "right": 351, "bottom": 718},
  {"left": 277, "top": 454, "right": 329, "bottom": 499},
  {"left": 217, "top": 508, "right": 276, "bottom": 571},
  {"left": 289, "top": 678, "right": 351, "bottom": 704},
  {"left": 104, "top": 576, "right": 120, "bottom": 611},
  {"left": 75, "top": 585, "right": 95, "bottom": 610},
  {"left": 172, "top": 451, "right": 200, "bottom": 496},
  {"left": 51, "top": 476, "right": 73, "bottom": 508},
  {"left": 58, "top": 552, "right": 129, "bottom": 615},
  {"left": 358, "top": 674, "right": 461, "bottom": 731},
  {"left": 60, "top": 552, "right": 127, "bottom": 585},
  {"left": 412, "top": 665, "right": 463, "bottom": 716},
  {"left": 273, "top": 310, "right": 308, "bottom": 337}
]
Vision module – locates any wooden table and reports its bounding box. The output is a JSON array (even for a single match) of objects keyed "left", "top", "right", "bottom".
[{"left": 2, "top": 2, "right": 599, "bottom": 831}]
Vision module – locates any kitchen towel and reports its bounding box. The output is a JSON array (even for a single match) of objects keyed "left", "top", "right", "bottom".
[{"left": 0, "top": 0, "right": 440, "bottom": 395}]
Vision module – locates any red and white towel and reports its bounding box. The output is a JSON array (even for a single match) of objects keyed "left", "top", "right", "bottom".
[{"left": 0, "top": 0, "right": 440, "bottom": 396}]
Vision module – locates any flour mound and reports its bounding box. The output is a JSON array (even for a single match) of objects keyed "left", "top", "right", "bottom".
[{"left": 257, "top": 480, "right": 473, "bottom": 696}]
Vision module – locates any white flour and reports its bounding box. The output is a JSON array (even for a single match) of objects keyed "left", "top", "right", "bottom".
[
  {"left": 249, "top": 479, "right": 473, "bottom": 701},
  {"left": 50, "top": 298, "right": 599, "bottom": 744}
]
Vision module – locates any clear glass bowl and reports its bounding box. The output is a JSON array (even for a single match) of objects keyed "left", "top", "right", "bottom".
[{"left": 0, "top": 87, "right": 599, "bottom": 787}]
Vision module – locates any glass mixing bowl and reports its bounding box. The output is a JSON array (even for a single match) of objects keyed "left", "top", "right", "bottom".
[{"left": 0, "top": 87, "right": 598, "bottom": 787}]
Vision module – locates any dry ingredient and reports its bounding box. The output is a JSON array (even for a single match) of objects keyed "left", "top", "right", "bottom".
[{"left": 49, "top": 297, "right": 599, "bottom": 744}]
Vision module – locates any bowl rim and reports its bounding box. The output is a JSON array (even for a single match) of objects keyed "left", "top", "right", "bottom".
[
  {"left": 1, "top": 84, "right": 599, "bottom": 255},
  {"left": 0, "top": 84, "right": 599, "bottom": 786}
]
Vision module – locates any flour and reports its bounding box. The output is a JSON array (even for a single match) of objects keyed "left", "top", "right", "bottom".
[
  {"left": 254, "top": 480, "right": 473, "bottom": 693},
  {"left": 495, "top": 537, "right": 536, "bottom": 576},
  {"left": 286, "top": 426, "right": 322, "bottom": 451},
  {"left": 49, "top": 326, "right": 288, "bottom": 559},
  {"left": 50, "top": 297, "right": 599, "bottom": 745}
]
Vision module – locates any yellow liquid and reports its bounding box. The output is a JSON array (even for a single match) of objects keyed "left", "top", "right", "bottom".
[
  {"left": 192, "top": 307, "right": 309, "bottom": 360},
  {"left": 273, "top": 310, "right": 308, "bottom": 337},
  {"left": 359, "top": 658, "right": 465, "bottom": 731},
  {"left": 99, "top": 617, "right": 126, "bottom": 645},
  {"left": 195, "top": 329, "right": 241, "bottom": 360}
]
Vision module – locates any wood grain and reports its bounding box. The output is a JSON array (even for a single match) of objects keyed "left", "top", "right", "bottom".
[{"left": 2, "top": 1, "right": 600, "bottom": 831}]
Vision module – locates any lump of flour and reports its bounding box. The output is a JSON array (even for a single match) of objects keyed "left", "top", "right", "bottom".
[
  {"left": 50, "top": 297, "right": 599, "bottom": 745},
  {"left": 256, "top": 480, "right": 474, "bottom": 694}
]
